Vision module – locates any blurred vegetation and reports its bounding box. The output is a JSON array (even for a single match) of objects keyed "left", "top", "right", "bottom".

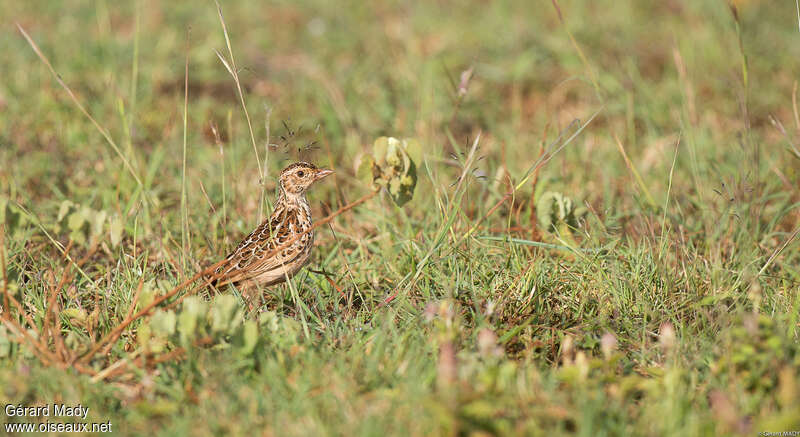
[{"left": 1, "top": 0, "right": 799, "bottom": 435}]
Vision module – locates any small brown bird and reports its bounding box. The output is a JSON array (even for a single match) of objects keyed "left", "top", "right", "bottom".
[{"left": 211, "top": 162, "right": 333, "bottom": 295}]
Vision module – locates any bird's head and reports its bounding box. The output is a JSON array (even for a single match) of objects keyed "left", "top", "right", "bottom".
[{"left": 278, "top": 162, "right": 334, "bottom": 196}]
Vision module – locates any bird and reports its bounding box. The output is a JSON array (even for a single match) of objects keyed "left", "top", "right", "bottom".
[{"left": 209, "top": 162, "right": 333, "bottom": 299}]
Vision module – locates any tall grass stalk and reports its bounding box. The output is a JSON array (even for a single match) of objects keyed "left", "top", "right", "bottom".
[{"left": 181, "top": 28, "right": 191, "bottom": 272}]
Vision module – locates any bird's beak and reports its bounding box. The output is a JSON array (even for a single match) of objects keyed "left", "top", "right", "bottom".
[{"left": 315, "top": 168, "right": 334, "bottom": 180}]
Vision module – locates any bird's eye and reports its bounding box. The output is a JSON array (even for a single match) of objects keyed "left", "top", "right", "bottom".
[{"left": 297, "top": 171, "right": 305, "bottom": 177}]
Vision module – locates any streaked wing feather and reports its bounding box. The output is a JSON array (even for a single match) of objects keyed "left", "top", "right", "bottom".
[{"left": 214, "top": 204, "right": 311, "bottom": 287}]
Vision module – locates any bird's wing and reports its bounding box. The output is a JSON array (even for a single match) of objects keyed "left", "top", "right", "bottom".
[{"left": 213, "top": 206, "right": 310, "bottom": 286}]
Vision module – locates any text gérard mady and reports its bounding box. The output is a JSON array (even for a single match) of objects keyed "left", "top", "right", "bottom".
[{"left": 5, "top": 403, "right": 90, "bottom": 420}]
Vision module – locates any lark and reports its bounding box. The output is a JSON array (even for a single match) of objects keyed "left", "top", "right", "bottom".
[{"left": 210, "top": 162, "right": 333, "bottom": 295}]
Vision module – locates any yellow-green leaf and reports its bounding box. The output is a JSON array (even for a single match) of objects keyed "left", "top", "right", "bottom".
[
  {"left": 150, "top": 309, "right": 176, "bottom": 337},
  {"left": 110, "top": 217, "right": 123, "bottom": 247},
  {"left": 63, "top": 307, "right": 88, "bottom": 324},
  {"left": 67, "top": 211, "right": 85, "bottom": 232},
  {"left": 239, "top": 320, "right": 258, "bottom": 355}
]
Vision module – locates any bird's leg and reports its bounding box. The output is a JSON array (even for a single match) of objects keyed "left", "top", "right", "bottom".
[
  {"left": 309, "top": 269, "right": 346, "bottom": 299},
  {"left": 241, "top": 287, "right": 260, "bottom": 314},
  {"left": 307, "top": 268, "right": 335, "bottom": 278}
]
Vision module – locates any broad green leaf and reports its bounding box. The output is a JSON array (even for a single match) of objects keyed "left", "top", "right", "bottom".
[
  {"left": 150, "top": 309, "right": 176, "bottom": 337},
  {"left": 178, "top": 296, "right": 205, "bottom": 343},
  {"left": 138, "top": 285, "right": 157, "bottom": 312},
  {"left": 536, "top": 191, "right": 586, "bottom": 231},
  {"left": 137, "top": 324, "right": 151, "bottom": 349},
  {"left": 238, "top": 320, "right": 258, "bottom": 355},
  {"left": 404, "top": 138, "right": 423, "bottom": 164},
  {"left": 57, "top": 200, "right": 73, "bottom": 221},
  {"left": 259, "top": 311, "right": 301, "bottom": 346},
  {"left": 259, "top": 310, "right": 280, "bottom": 331},
  {"left": 385, "top": 137, "right": 402, "bottom": 167},
  {"left": 91, "top": 210, "right": 107, "bottom": 237},
  {"left": 369, "top": 136, "right": 419, "bottom": 206},
  {"left": 63, "top": 307, "right": 88, "bottom": 325},
  {"left": 210, "top": 294, "right": 240, "bottom": 334},
  {"left": 387, "top": 163, "right": 417, "bottom": 206},
  {"left": 69, "top": 229, "right": 86, "bottom": 245},
  {"left": 372, "top": 136, "right": 389, "bottom": 166},
  {"left": 110, "top": 216, "right": 124, "bottom": 247},
  {"left": 356, "top": 154, "right": 375, "bottom": 185},
  {"left": 67, "top": 211, "right": 84, "bottom": 231}
]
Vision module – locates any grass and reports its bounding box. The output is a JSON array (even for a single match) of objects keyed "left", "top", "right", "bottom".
[{"left": 1, "top": 0, "right": 799, "bottom": 435}]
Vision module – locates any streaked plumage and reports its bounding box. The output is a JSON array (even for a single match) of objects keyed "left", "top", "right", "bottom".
[{"left": 211, "top": 162, "right": 333, "bottom": 292}]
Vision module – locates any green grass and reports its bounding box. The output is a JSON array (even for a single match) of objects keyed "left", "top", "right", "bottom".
[{"left": 1, "top": 0, "right": 799, "bottom": 435}]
